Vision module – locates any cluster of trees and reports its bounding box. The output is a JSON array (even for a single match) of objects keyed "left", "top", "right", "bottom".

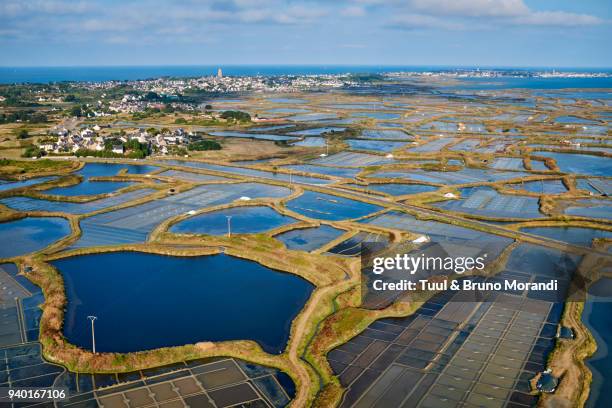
[
  {"left": 164, "top": 146, "right": 188, "bottom": 156},
  {"left": 346, "top": 73, "right": 384, "bottom": 82},
  {"left": 174, "top": 117, "right": 220, "bottom": 126},
  {"left": 123, "top": 139, "right": 149, "bottom": 158},
  {"left": 74, "top": 149, "right": 124, "bottom": 159},
  {"left": 69, "top": 105, "right": 94, "bottom": 118},
  {"left": 143, "top": 91, "right": 161, "bottom": 101},
  {"left": 143, "top": 127, "right": 172, "bottom": 136},
  {"left": 0, "top": 110, "right": 48, "bottom": 124},
  {"left": 100, "top": 138, "right": 149, "bottom": 159},
  {"left": 188, "top": 140, "right": 221, "bottom": 151},
  {"left": 16, "top": 129, "right": 30, "bottom": 139},
  {"left": 0, "top": 91, "right": 41, "bottom": 107},
  {"left": 131, "top": 105, "right": 183, "bottom": 119},
  {"left": 74, "top": 147, "right": 147, "bottom": 159},
  {"left": 142, "top": 91, "right": 182, "bottom": 102},
  {"left": 22, "top": 145, "right": 45, "bottom": 158},
  {"left": 220, "top": 110, "right": 251, "bottom": 122}
]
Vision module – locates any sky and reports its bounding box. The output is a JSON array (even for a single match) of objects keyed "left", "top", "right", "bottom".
[{"left": 0, "top": 0, "right": 610, "bottom": 68}]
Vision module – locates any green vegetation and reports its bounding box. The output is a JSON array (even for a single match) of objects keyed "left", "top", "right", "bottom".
[
  {"left": 131, "top": 106, "right": 183, "bottom": 119},
  {"left": 0, "top": 158, "right": 75, "bottom": 177},
  {"left": 188, "top": 140, "right": 221, "bottom": 151},
  {"left": 144, "top": 91, "right": 161, "bottom": 101},
  {"left": 220, "top": 110, "right": 251, "bottom": 122},
  {"left": 91, "top": 137, "right": 149, "bottom": 158},
  {"left": 0, "top": 87, "right": 42, "bottom": 107},
  {"left": 21, "top": 146, "right": 45, "bottom": 158},
  {"left": 346, "top": 73, "right": 384, "bottom": 82},
  {"left": 167, "top": 146, "right": 188, "bottom": 156},
  {"left": 16, "top": 129, "right": 30, "bottom": 139},
  {"left": 69, "top": 104, "right": 94, "bottom": 118},
  {"left": 183, "top": 118, "right": 222, "bottom": 126},
  {"left": 74, "top": 149, "right": 122, "bottom": 158},
  {"left": 124, "top": 139, "right": 149, "bottom": 157},
  {"left": 74, "top": 146, "right": 147, "bottom": 159},
  {"left": 0, "top": 110, "right": 48, "bottom": 124}
]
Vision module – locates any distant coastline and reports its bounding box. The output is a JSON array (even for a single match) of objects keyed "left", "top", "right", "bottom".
[{"left": 1, "top": 65, "right": 611, "bottom": 85}]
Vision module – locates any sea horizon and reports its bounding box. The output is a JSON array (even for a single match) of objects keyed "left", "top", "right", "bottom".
[{"left": 1, "top": 64, "right": 612, "bottom": 85}]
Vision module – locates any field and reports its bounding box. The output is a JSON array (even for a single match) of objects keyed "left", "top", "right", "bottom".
[{"left": 0, "top": 77, "right": 610, "bottom": 408}]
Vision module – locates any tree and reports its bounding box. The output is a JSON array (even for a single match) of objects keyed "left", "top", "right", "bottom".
[
  {"left": 188, "top": 140, "right": 221, "bottom": 151},
  {"left": 70, "top": 105, "right": 83, "bottom": 117},
  {"left": 220, "top": 110, "right": 251, "bottom": 122},
  {"left": 144, "top": 91, "right": 160, "bottom": 100},
  {"left": 29, "top": 113, "right": 47, "bottom": 123},
  {"left": 169, "top": 146, "right": 188, "bottom": 156},
  {"left": 22, "top": 146, "right": 44, "bottom": 158},
  {"left": 104, "top": 138, "right": 120, "bottom": 151},
  {"left": 16, "top": 129, "right": 29, "bottom": 139}
]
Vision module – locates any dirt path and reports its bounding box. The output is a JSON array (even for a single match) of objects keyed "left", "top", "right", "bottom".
[{"left": 288, "top": 285, "right": 339, "bottom": 408}]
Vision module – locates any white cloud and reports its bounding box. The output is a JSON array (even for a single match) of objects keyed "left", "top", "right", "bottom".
[
  {"left": 0, "top": 0, "right": 606, "bottom": 45},
  {"left": 514, "top": 11, "right": 603, "bottom": 27},
  {"left": 409, "top": 0, "right": 528, "bottom": 18},
  {"left": 0, "top": 0, "right": 96, "bottom": 17},
  {"left": 390, "top": 13, "right": 465, "bottom": 30},
  {"left": 388, "top": 0, "right": 605, "bottom": 29}
]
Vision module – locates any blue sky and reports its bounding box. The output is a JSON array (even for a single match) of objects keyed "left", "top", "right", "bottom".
[{"left": 0, "top": 0, "right": 610, "bottom": 67}]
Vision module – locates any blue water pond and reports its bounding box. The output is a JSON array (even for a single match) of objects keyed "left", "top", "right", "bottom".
[
  {"left": 275, "top": 225, "right": 345, "bottom": 251},
  {"left": 0, "top": 217, "right": 71, "bottom": 258},
  {"left": 55, "top": 252, "right": 314, "bottom": 354},
  {"left": 286, "top": 191, "right": 382, "bottom": 221},
  {"left": 171, "top": 206, "right": 297, "bottom": 235},
  {"left": 44, "top": 163, "right": 158, "bottom": 196}
]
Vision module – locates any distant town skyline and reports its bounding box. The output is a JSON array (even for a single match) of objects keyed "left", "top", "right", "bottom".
[{"left": 0, "top": 0, "right": 610, "bottom": 68}]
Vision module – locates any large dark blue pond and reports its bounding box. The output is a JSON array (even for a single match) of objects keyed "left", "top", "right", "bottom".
[
  {"left": 286, "top": 191, "right": 382, "bottom": 221},
  {"left": 0, "top": 217, "right": 71, "bottom": 258},
  {"left": 171, "top": 206, "right": 297, "bottom": 235},
  {"left": 55, "top": 252, "right": 313, "bottom": 354}
]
